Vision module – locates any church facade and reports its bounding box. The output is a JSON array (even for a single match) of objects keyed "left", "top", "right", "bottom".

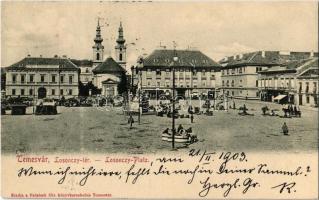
[{"left": 75, "top": 20, "right": 127, "bottom": 97}]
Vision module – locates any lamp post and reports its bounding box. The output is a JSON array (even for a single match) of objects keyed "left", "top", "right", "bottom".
[{"left": 172, "top": 43, "right": 178, "bottom": 149}]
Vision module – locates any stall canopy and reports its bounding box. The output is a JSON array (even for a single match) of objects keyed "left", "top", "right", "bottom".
[{"left": 273, "top": 94, "right": 287, "bottom": 103}]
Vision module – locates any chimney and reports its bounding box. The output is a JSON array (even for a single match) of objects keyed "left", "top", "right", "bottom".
[
  {"left": 261, "top": 51, "right": 266, "bottom": 58},
  {"left": 27, "top": 54, "right": 31, "bottom": 57},
  {"left": 54, "top": 55, "right": 58, "bottom": 58}
]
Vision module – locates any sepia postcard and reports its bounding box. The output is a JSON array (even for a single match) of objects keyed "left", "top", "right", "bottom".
[{"left": 1, "top": 1, "right": 318, "bottom": 199}]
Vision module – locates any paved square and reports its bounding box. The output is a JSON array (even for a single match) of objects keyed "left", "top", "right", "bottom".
[{"left": 1, "top": 100, "right": 317, "bottom": 154}]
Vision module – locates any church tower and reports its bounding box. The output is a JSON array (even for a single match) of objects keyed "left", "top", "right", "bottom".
[
  {"left": 92, "top": 19, "right": 104, "bottom": 66},
  {"left": 115, "top": 22, "right": 126, "bottom": 69}
]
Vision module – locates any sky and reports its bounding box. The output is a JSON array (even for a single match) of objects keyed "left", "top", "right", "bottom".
[{"left": 1, "top": 1, "right": 318, "bottom": 72}]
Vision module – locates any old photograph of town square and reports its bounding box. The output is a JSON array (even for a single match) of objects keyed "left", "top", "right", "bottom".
[{"left": 1, "top": 1, "right": 318, "bottom": 155}]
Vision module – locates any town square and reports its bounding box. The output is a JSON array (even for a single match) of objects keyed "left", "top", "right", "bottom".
[{"left": 1, "top": 2, "right": 318, "bottom": 154}]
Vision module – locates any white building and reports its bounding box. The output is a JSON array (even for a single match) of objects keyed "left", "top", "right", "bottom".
[{"left": 5, "top": 56, "right": 80, "bottom": 99}]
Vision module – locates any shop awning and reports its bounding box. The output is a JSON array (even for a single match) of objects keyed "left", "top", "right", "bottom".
[{"left": 273, "top": 95, "right": 287, "bottom": 101}]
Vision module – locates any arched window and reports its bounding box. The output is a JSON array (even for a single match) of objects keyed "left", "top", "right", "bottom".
[
  {"left": 119, "top": 53, "right": 123, "bottom": 61},
  {"left": 96, "top": 53, "right": 100, "bottom": 60},
  {"left": 85, "top": 68, "right": 89, "bottom": 73}
]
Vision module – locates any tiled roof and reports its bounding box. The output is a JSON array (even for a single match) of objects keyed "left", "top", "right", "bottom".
[
  {"left": 7, "top": 57, "right": 79, "bottom": 70},
  {"left": 92, "top": 57, "right": 125, "bottom": 74},
  {"left": 143, "top": 49, "right": 221, "bottom": 69},
  {"left": 219, "top": 51, "right": 318, "bottom": 68},
  {"left": 70, "top": 59, "right": 93, "bottom": 67},
  {"left": 259, "top": 58, "right": 317, "bottom": 74}
]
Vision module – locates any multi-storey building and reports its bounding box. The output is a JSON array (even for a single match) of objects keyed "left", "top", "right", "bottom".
[
  {"left": 5, "top": 56, "right": 80, "bottom": 99},
  {"left": 219, "top": 51, "right": 317, "bottom": 100},
  {"left": 135, "top": 49, "right": 221, "bottom": 98},
  {"left": 258, "top": 56, "right": 318, "bottom": 106},
  {"left": 296, "top": 58, "right": 318, "bottom": 107}
]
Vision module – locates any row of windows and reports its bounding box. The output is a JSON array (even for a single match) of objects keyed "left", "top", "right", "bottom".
[
  {"left": 222, "top": 79, "right": 244, "bottom": 87},
  {"left": 299, "top": 82, "right": 317, "bottom": 93},
  {"left": 11, "top": 74, "right": 75, "bottom": 84},
  {"left": 222, "top": 67, "right": 246, "bottom": 75},
  {"left": 145, "top": 80, "right": 209, "bottom": 88},
  {"left": 11, "top": 89, "right": 73, "bottom": 96}
]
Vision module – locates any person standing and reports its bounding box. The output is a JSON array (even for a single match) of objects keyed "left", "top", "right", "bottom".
[
  {"left": 282, "top": 122, "right": 289, "bottom": 135},
  {"left": 128, "top": 113, "right": 134, "bottom": 129}
]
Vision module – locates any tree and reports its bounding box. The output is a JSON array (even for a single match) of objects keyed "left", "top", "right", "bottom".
[{"left": 78, "top": 81, "right": 101, "bottom": 96}]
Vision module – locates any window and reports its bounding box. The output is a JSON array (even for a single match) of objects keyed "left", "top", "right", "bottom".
[
  {"left": 232, "top": 91, "right": 234, "bottom": 96},
  {"left": 21, "top": 89, "right": 25, "bottom": 95},
  {"left": 313, "top": 82, "right": 317, "bottom": 93},
  {"left": 256, "top": 80, "right": 258, "bottom": 87},
  {"left": 179, "top": 72, "right": 183, "bottom": 79},
  {"left": 52, "top": 75, "right": 56, "bottom": 83},
  {"left": 29, "top": 74, "right": 34, "bottom": 83},
  {"left": 119, "top": 53, "right": 123, "bottom": 61},
  {"left": 86, "top": 68, "right": 89, "bottom": 73},
  {"left": 69, "top": 75, "right": 73, "bottom": 84},
  {"left": 52, "top": 89, "right": 55, "bottom": 95},
  {"left": 12, "top": 89, "right": 16, "bottom": 95},
  {"left": 60, "top": 75, "right": 64, "bottom": 83},
  {"left": 96, "top": 53, "right": 100, "bottom": 60},
  {"left": 40, "top": 75, "right": 45, "bottom": 83},
  {"left": 12, "top": 74, "right": 17, "bottom": 83},
  {"left": 147, "top": 81, "right": 151, "bottom": 86},
  {"left": 21, "top": 75, "right": 25, "bottom": 83},
  {"left": 29, "top": 89, "right": 33, "bottom": 95},
  {"left": 157, "top": 82, "right": 160, "bottom": 87},
  {"left": 299, "top": 82, "right": 302, "bottom": 93},
  {"left": 306, "top": 82, "right": 309, "bottom": 93},
  {"left": 231, "top": 80, "right": 234, "bottom": 87},
  {"left": 60, "top": 89, "right": 64, "bottom": 95},
  {"left": 222, "top": 80, "right": 224, "bottom": 86},
  {"left": 239, "top": 68, "right": 242, "bottom": 74},
  {"left": 210, "top": 75, "right": 215, "bottom": 80},
  {"left": 68, "top": 89, "right": 72, "bottom": 95},
  {"left": 222, "top": 70, "right": 225, "bottom": 75},
  {"left": 306, "top": 95, "right": 310, "bottom": 104}
]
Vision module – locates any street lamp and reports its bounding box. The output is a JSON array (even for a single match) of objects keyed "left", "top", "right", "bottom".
[{"left": 172, "top": 45, "right": 178, "bottom": 149}]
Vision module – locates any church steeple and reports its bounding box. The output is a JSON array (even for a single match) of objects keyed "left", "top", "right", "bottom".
[
  {"left": 115, "top": 22, "right": 126, "bottom": 69},
  {"left": 92, "top": 18, "right": 104, "bottom": 65}
]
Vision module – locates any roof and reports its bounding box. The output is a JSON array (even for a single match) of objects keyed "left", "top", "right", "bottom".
[
  {"left": 101, "top": 78, "right": 119, "bottom": 84},
  {"left": 7, "top": 57, "right": 79, "bottom": 70},
  {"left": 143, "top": 49, "right": 221, "bottom": 69},
  {"left": 259, "top": 58, "right": 318, "bottom": 75},
  {"left": 219, "top": 51, "right": 318, "bottom": 68},
  {"left": 92, "top": 57, "right": 125, "bottom": 74},
  {"left": 70, "top": 59, "right": 93, "bottom": 67}
]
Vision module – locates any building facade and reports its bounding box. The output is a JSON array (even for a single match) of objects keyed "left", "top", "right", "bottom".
[
  {"left": 135, "top": 49, "right": 221, "bottom": 99},
  {"left": 258, "top": 57, "right": 318, "bottom": 106},
  {"left": 92, "top": 57, "right": 126, "bottom": 97},
  {"left": 5, "top": 56, "right": 80, "bottom": 99},
  {"left": 295, "top": 58, "right": 318, "bottom": 107},
  {"left": 219, "top": 51, "right": 317, "bottom": 100}
]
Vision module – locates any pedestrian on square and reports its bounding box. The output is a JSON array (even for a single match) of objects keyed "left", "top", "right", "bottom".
[
  {"left": 128, "top": 113, "right": 134, "bottom": 129},
  {"left": 293, "top": 105, "right": 297, "bottom": 115},
  {"left": 282, "top": 122, "right": 289, "bottom": 135},
  {"left": 191, "top": 113, "right": 194, "bottom": 123}
]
